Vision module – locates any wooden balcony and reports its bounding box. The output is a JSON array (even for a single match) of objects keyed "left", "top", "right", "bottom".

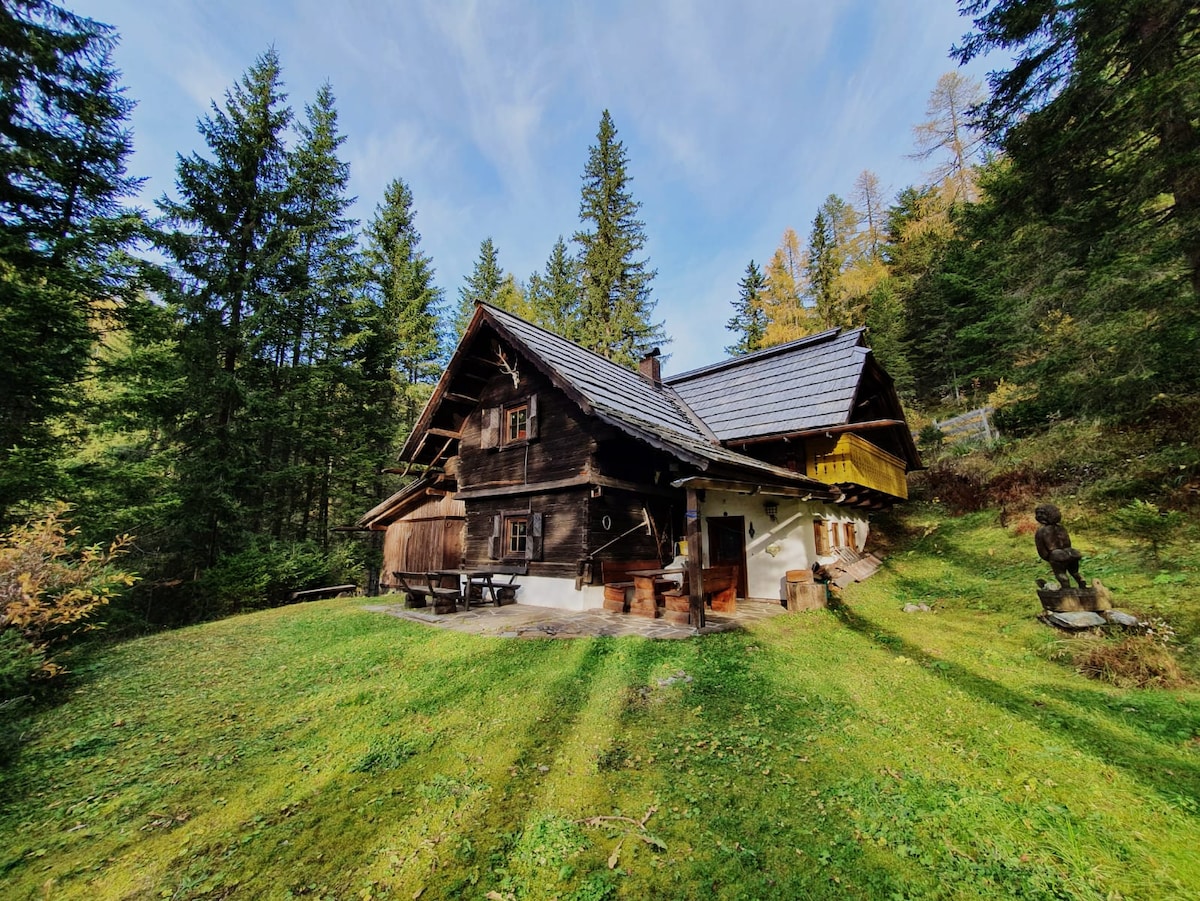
[{"left": 806, "top": 433, "right": 909, "bottom": 500}]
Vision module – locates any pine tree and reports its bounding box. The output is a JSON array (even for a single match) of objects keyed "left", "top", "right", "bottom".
[
  {"left": 725, "top": 260, "right": 767, "bottom": 355},
  {"left": 454, "top": 237, "right": 503, "bottom": 335},
  {"left": 527, "top": 236, "right": 582, "bottom": 340},
  {"left": 0, "top": 0, "right": 141, "bottom": 519},
  {"left": 573, "top": 110, "right": 665, "bottom": 366}
]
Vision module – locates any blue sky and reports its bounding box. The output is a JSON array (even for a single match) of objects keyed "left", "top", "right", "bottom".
[{"left": 76, "top": 0, "right": 992, "bottom": 374}]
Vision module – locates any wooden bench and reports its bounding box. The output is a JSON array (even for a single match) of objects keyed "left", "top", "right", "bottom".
[
  {"left": 392, "top": 572, "right": 462, "bottom": 614},
  {"left": 659, "top": 566, "right": 739, "bottom": 623},
  {"left": 467, "top": 565, "right": 525, "bottom": 606},
  {"left": 702, "top": 565, "right": 738, "bottom": 614},
  {"left": 288, "top": 583, "right": 356, "bottom": 602},
  {"left": 660, "top": 573, "right": 691, "bottom": 625},
  {"left": 600, "top": 559, "right": 676, "bottom": 614}
]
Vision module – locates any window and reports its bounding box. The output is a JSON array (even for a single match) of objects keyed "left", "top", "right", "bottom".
[
  {"left": 813, "top": 520, "right": 831, "bottom": 556},
  {"left": 505, "top": 403, "right": 528, "bottom": 443},
  {"left": 482, "top": 395, "right": 538, "bottom": 449},
  {"left": 842, "top": 522, "right": 857, "bottom": 549},
  {"left": 507, "top": 516, "right": 528, "bottom": 556},
  {"left": 489, "top": 511, "right": 544, "bottom": 561}
]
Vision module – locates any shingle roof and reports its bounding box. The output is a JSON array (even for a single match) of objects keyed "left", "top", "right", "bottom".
[
  {"left": 481, "top": 306, "right": 831, "bottom": 490},
  {"left": 665, "top": 328, "right": 869, "bottom": 441}
]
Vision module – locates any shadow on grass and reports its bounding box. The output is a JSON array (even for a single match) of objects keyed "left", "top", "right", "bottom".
[{"left": 837, "top": 605, "right": 1200, "bottom": 814}]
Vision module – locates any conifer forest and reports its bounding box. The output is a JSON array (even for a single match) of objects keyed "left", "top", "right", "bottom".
[{"left": 1, "top": 0, "right": 1197, "bottom": 643}]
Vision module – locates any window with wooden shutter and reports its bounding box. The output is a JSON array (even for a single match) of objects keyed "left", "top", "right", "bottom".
[
  {"left": 843, "top": 522, "right": 857, "bottom": 549},
  {"left": 813, "top": 520, "right": 831, "bottom": 556},
  {"left": 500, "top": 394, "right": 538, "bottom": 445},
  {"left": 505, "top": 403, "right": 528, "bottom": 443}
]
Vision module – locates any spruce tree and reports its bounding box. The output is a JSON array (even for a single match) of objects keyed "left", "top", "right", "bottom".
[
  {"left": 454, "top": 237, "right": 503, "bottom": 335},
  {"left": 527, "top": 235, "right": 582, "bottom": 340},
  {"left": 956, "top": 0, "right": 1200, "bottom": 409},
  {"left": 573, "top": 110, "right": 665, "bottom": 366},
  {"left": 725, "top": 260, "right": 767, "bottom": 355},
  {"left": 0, "top": 0, "right": 141, "bottom": 519},
  {"left": 157, "top": 48, "right": 293, "bottom": 563},
  {"left": 360, "top": 177, "right": 442, "bottom": 439}
]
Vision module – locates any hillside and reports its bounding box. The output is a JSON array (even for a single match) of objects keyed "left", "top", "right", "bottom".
[{"left": 1, "top": 508, "right": 1198, "bottom": 900}]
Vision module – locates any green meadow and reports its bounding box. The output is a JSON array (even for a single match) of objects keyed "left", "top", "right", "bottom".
[{"left": 2, "top": 508, "right": 1198, "bottom": 900}]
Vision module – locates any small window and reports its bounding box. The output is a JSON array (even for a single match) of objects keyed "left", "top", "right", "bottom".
[
  {"left": 843, "top": 522, "right": 857, "bottom": 549},
  {"left": 506, "top": 516, "right": 528, "bottom": 556},
  {"left": 813, "top": 520, "right": 831, "bottom": 556},
  {"left": 505, "top": 403, "right": 528, "bottom": 443}
]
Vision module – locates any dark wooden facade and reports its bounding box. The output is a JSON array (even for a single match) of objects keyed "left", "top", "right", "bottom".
[{"left": 446, "top": 333, "right": 683, "bottom": 580}]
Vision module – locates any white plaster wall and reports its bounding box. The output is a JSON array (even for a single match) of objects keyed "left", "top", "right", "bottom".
[
  {"left": 698, "top": 492, "right": 870, "bottom": 601},
  {"left": 513, "top": 575, "right": 601, "bottom": 612}
]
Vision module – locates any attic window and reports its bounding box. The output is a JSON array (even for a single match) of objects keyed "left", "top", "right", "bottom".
[
  {"left": 482, "top": 395, "right": 539, "bottom": 448},
  {"left": 505, "top": 403, "right": 528, "bottom": 444}
]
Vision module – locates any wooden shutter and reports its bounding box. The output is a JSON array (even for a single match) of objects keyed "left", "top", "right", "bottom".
[
  {"left": 488, "top": 514, "right": 502, "bottom": 559},
  {"left": 527, "top": 512, "right": 544, "bottom": 561},
  {"left": 526, "top": 394, "right": 539, "bottom": 439},
  {"left": 813, "top": 520, "right": 830, "bottom": 556},
  {"left": 480, "top": 407, "right": 500, "bottom": 448}
]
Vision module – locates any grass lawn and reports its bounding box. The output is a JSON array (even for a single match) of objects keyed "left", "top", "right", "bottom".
[{"left": 2, "top": 508, "right": 1198, "bottom": 900}]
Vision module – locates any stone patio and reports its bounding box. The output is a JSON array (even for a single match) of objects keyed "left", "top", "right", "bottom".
[{"left": 362, "top": 596, "right": 787, "bottom": 639}]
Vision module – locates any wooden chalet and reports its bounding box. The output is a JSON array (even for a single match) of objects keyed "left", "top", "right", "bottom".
[{"left": 360, "top": 304, "right": 920, "bottom": 616}]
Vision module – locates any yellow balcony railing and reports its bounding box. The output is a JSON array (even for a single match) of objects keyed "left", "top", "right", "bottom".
[{"left": 806, "top": 433, "right": 909, "bottom": 499}]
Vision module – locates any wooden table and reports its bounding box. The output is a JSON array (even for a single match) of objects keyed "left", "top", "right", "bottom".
[{"left": 625, "top": 568, "right": 685, "bottom": 618}]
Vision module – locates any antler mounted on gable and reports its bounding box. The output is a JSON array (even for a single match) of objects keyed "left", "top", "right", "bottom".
[{"left": 493, "top": 342, "right": 520, "bottom": 388}]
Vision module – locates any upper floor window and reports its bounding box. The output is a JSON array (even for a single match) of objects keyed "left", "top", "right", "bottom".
[
  {"left": 481, "top": 394, "right": 539, "bottom": 449},
  {"left": 506, "top": 403, "right": 528, "bottom": 444}
]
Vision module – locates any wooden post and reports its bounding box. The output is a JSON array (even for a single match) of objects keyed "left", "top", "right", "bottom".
[{"left": 686, "top": 487, "right": 704, "bottom": 629}]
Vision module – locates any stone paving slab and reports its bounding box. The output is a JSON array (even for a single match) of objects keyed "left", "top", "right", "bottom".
[{"left": 362, "top": 597, "right": 787, "bottom": 639}]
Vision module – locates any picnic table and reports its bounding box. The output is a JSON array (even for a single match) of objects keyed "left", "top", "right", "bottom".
[
  {"left": 625, "top": 567, "right": 685, "bottom": 618},
  {"left": 394, "top": 568, "right": 524, "bottom": 613}
]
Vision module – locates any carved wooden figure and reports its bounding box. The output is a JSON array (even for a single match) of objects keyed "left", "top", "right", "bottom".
[{"left": 1034, "top": 504, "right": 1086, "bottom": 589}]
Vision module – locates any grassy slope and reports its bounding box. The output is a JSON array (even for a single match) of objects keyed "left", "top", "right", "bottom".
[{"left": 1, "top": 509, "right": 1198, "bottom": 900}]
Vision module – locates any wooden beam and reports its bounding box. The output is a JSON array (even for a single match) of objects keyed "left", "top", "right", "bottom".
[
  {"left": 686, "top": 487, "right": 704, "bottom": 629},
  {"left": 456, "top": 474, "right": 592, "bottom": 500},
  {"left": 730, "top": 420, "right": 907, "bottom": 447},
  {"left": 444, "top": 391, "right": 480, "bottom": 404},
  {"left": 428, "top": 427, "right": 463, "bottom": 439}
]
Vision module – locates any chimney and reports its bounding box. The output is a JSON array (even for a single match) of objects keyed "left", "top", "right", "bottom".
[{"left": 639, "top": 348, "right": 662, "bottom": 386}]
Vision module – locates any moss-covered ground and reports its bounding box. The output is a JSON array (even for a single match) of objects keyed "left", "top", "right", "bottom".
[{"left": 2, "top": 507, "right": 1198, "bottom": 900}]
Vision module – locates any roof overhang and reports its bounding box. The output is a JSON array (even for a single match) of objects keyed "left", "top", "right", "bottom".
[{"left": 671, "top": 475, "right": 840, "bottom": 503}]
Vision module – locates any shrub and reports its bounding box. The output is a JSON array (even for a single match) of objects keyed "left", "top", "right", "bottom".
[
  {"left": 0, "top": 505, "right": 136, "bottom": 686},
  {"left": 195, "top": 539, "right": 361, "bottom": 617},
  {"left": 1072, "top": 635, "right": 1188, "bottom": 689},
  {"left": 1111, "top": 500, "right": 1185, "bottom": 564}
]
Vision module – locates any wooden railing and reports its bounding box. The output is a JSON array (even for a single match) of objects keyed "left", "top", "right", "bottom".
[{"left": 806, "top": 433, "right": 909, "bottom": 499}]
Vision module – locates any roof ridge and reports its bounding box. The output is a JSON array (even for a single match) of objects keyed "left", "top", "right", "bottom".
[{"left": 665, "top": 326, "right": 862, "bottom": 384}]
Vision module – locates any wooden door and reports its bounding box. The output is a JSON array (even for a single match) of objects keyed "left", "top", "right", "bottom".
[{"left": 707, "top": 516, "right": 748, "bottom": 599}]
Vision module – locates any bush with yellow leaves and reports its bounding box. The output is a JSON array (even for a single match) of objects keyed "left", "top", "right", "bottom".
[{"left": 0, "top": 506, "right": 136, "bottom": 694}]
